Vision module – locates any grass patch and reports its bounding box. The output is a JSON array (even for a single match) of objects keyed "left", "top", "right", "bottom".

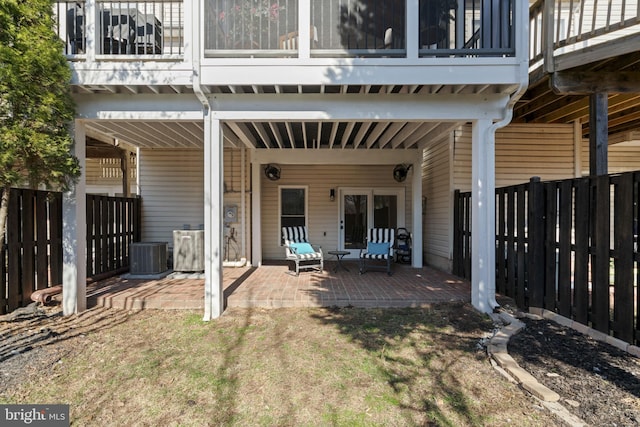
[{"left": 0, "top": 303, "right": 556, "bottom": 426}]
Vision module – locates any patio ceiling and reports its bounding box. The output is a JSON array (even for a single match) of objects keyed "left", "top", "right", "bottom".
[{"left": 79, "top": 82, "right": 511, "bottom": 150}]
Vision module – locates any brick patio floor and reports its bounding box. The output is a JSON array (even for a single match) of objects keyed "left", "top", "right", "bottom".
[{"left": 86, "top": 261, "right": 471, "bottom": 311}]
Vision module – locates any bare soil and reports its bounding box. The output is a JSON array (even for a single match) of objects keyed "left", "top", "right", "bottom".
[{"left": 508, "top": 315, "right": 640, "bottom": 426}]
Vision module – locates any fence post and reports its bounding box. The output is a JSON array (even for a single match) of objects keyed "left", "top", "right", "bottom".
[{"left": 528, "top": 177, "right": 545, "bottom": 308}]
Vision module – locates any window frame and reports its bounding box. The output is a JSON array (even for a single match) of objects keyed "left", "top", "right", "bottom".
[{"left": 278, "top": 185, "right": 308, "bottom": 245}]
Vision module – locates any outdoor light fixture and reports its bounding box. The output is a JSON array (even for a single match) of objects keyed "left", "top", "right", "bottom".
[
  {"left": 264, "top": 164, "right": 281, "bottom": 181},
  {"left": 330, "top": 189, "right": 335, "bottom": 201},
  {"left": 393, "top": 164, "right": 412, "bottom": 182}
]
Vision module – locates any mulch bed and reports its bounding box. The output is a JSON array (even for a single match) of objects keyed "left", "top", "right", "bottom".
[{"left": 507, "top": 316, "right": 640, "bottom": 426}]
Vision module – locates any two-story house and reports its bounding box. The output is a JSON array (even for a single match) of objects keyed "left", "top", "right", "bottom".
[{"left": 58, "top": 0, "right": 529, "bottom": 319}]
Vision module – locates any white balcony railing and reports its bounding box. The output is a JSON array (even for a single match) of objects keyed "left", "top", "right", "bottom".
[
  {"left": 204, "top": 0, "right": 516, "bottom": 58},
  {"left": 54, "top": 1, "right": 184, "bottom": 57},
  {"left": 54, "top": 1, "right": 520, "bottom": 61}
]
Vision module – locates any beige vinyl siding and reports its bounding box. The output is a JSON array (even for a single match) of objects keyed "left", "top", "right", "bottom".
[
  {"left": 581, "top": 140, "right": 640, "bottom": 175},
  {"left": 139, "top": 149, "right": 205, "bottom": 247},
  {"left": 454, "top": 123, "right": 576, "bottom": 191},
  {"left": 422, "top": 136, "right": 452, "bottom": 271},
  {"left": 261, "top": 164, "right": 413, "bottom": 261},
  {"left": 138, "top": 148, "right": 251, "bottom": 261}
]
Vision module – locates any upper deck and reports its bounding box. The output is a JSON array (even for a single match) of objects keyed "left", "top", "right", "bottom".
[{"left": 57, "top": 0, "right": 528, "bottom": 94}]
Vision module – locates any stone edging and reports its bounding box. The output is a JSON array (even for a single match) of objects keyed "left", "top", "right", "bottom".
[{"left": 487, "top": 310, "right": 587, "bottom": 427}]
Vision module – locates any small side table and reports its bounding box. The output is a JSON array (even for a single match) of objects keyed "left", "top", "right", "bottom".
[{"left": 328, "top": 250, "right": 350, "bottom": 273}]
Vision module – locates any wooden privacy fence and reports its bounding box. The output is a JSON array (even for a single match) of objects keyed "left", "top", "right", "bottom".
[
  {"left": 1, "top": 189, "right": 141, "bottom": 314},
  {"left": 86, "top": 194, "right": 141, "bottom": 277},
  {"left": 0, "top": 188, "right": 63, "bottom": 315},
  {"left": 453, "top": 172, "right": 640, "bottom": 346}
]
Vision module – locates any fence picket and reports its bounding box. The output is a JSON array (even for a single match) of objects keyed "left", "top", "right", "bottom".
[
  {"left": 613, "top": 173, "right": 634, "bottom": 342},
  {"left": 573, "top": 178, "right": 590, "bottom": 324},
  {"left": 516, "top": 184, "right": 528, "bottom": 308},
  {"left": 35, "top": 191, "right": 49, "bottom": 290},
  {"left": 496, "top": 189, "right": 506, "bottom": 295},
  {"left": 544, "top": 181, "right": 558, "bottom": 310},
  {"left": 22, "top": 191, "right": 36, "bottom": 302},
  {"left": 506, "top": 187, "right": 516, "bottom": 299},
  {"left": 557, "top": 180, "right": 573, "bottom": 317},
  {"left": 49, "top": 193, "right": 62, "bottom": 286},
  {"left": 7, "top": 190, "right": 21, "bottom": 311},
  {"left": 592, "top": 175, "right": 611, "bottom": 334}
]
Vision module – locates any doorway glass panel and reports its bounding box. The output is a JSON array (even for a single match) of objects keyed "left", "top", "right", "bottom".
[
  {"left": 373, "top": 195, "right": 398, "bottom": 229},
  {"left": 343, "top": 194, "right": 368, "bottom": 250}
]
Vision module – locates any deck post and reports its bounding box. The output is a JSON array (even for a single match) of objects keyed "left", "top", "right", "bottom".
[
  {"left": 589, "top": 92, "right": 608, "bottom": 176},
  {"left": 62, "top": 120, "right": 87, "bottom": 315},
  {"left": 471, "top": 119, "right": 496, "bottom": 314},
  {"left": 203, "top": 112, "right": 224, "bottom": 320},
  {"left": 251, "top": 159, "right": 262, "bottom": 267},
  {"left": 411, "top": 160, "right": 423, "bottom": 268}
]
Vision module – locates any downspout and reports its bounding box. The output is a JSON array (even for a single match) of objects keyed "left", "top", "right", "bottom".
[
  {"left": 192, "top": 0, "right": 209, "bottom": 112},
  {"left": 191, "top": 1, "right": 215, "bottom": 320},
  {"left": 484, "top": 0, "right": 530, "bottom": 309},
  {"left": 484, "top": 82, "right": 526, "bottom": 310}
]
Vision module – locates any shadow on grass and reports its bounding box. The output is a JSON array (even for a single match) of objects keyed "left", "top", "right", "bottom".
[
  {"left": 0, "top": 305, "right": 140, "bottom": 364},
  {"left": 311, "top": 302, "right": 495, "bottom": 426}
]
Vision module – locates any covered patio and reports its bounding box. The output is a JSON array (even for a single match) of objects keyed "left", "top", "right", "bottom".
[{"left": 86, "top": 262, "right": 470, "bottom": 312}]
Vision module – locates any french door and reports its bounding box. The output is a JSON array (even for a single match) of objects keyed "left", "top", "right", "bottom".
[{"left": 338, "top": 188, "right": 405, "bottom": 257}]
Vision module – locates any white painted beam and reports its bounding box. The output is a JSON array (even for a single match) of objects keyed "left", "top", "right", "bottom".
[
  {"left": 198, "top": 62, "right": 522, "bottom": 88},
  {"left": 209, "top": 93, "right": 510, "bottom": 121},
  {"left": 62, "top": 121, "right": 87, "bottom": 315},
  {"left": 252, "top": 148, "right": 419, "bottom": 165},
  {"left": 74, "top": 94, "right": 203, "bottom": 119},
  {"left": 341, "top": 122, "right": 356, "bottom": 148},
  {"left": 226, "top": 121, "right": 258, "bottom": 148}
]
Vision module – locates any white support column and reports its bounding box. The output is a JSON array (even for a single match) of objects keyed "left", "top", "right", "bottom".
[
  {"left": 203, "top": 111, "right": 224, "bottom": 321},
  {"left": 411, "top": 160, "right": 423, "bottom": 268},
  {"left": 62, "top": 121, "right": 87, "bottom": 315},
  {"left": 240, "top": 148, "right": 247, "bottom": 263},
  {"left": 251, "top": 161, "right": 262, "bottom": 267},
  {"left": 471, "top": 119, "right": 497, "bottom": 314}
]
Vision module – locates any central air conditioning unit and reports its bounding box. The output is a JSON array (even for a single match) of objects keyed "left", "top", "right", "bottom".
[
  {"left": 173, "top": 230, "right": 205, "bottom": 272},
  {"left": 130, "top": 242, "right": 168, "bottom": 275}
]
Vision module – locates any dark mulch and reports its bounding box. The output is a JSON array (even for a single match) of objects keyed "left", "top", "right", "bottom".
[{"left": 508, "top": 316, "right": 640, "bottom": 427}]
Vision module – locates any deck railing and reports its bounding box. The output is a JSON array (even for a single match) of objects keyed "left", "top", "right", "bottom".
[
  {"left": 54, "top": 1, "right": 184, "bottom": 57},
  {"left": 529, "top": 0, "right": 640, "bottom": 69},
  {"left": 204, "top": 0, "right": 516, "bottom": 58}
]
